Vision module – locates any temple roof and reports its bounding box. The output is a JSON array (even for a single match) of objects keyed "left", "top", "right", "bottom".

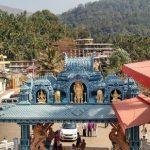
[
  {"left": 65, "top": 57, "right": 92, "bottom": 72},
  {"left": 58, "top": 56, "right": 103, "bottom": 80},
  {"left": 112, "top": 94, "right": 150, "bottom": 132},
  {"left": 34, "top": 78, "right": 51, "bottom": 86},
  {"left": 122, "top": 61, "right": 150, "bottom": 88},
  {"left": 0, "top": 104, "right": 116, "bottom": 123},
  {"left": 105, "top": 74, "right": 124, "bottom": 85},
  {"left": 20, "top": 84, "right": 30, "bottom": 91}
]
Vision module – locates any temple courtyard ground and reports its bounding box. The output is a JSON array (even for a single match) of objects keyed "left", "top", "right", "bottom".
[
  {"left": 0, "top": 123, "right": 150, "bottom": 149},
  {"left": 0, "top": 123, "right": 112, "bottom": 149}
]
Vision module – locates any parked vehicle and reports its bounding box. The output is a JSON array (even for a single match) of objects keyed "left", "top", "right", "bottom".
[
  {"left": 1, "top": 98, "right": 18, "bottom": 104},
  {"left": 10, "top": 93, "right": 19, "bottom": 98},
  {"left": 60, "top": 122, "right": 77, "bottom": 141}
]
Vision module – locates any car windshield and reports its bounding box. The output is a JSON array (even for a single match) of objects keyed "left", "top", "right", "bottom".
[{"left": 62, "top": 123, "right": 76, "bottom": 129}]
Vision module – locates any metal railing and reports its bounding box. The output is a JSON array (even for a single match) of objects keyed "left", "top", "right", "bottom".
[{"left": 0, "top": 141, "right": 14, "bottom": 150}]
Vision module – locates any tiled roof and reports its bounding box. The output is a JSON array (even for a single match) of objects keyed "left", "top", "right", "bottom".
[
  {"left": 122, "top": 61, "right": 150, "bottom": 88},
  {"left": 112, "top": 94, "right": 150, "bottom": 132},
  {"left": 0, "top": 104, "right": 116, "bottom": 123}
]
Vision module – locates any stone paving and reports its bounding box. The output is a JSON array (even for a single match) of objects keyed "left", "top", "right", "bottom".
[
  {"left": 0, "top": 123, "right": 150, "bottom": 149},
  {"left": 52, "top": 123, "right": 113, "bottom": 149}
]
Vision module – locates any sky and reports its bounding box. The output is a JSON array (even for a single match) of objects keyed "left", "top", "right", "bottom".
[{"left": 0, "top": 0, "right": 98, "bottom": 14}]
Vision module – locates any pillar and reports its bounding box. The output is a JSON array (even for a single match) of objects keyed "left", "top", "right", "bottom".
[
  {"left": 127, "top": 126, "right": 140, "bottom": 150},
  {"left": 20, "top": 124, "right": 30, "bottom": 150}
]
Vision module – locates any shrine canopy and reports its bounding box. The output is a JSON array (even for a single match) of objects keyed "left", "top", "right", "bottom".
[
  {"left": 122, "top": 61, "right": 150, "bottom": 88},
  {"left": 112, "top": 94, "right": 150, "bottom": 132}
]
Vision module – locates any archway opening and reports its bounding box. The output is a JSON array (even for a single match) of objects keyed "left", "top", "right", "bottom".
[
  {"left": 36, "top": 89, "right": 47, "bottom": 104},
  {"left": 110, "top": 89, "right": 122, "bottom": 102}
]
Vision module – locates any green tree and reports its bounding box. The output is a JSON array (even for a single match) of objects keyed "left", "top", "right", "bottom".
[
  {"left": 37, "top": 46, "right": 64, "bottom": 75},
  {"left": 75, "top": 25, "right": 90, "bottom": 38},
  {"left": 0, "top": 10, "right": 71, "bottom": 61},
  {"left": 60, "top": 0, "right": 150, "bottom": 37},
  {"left": 109, "top": 48, "right": 131, "bottom": 72}
]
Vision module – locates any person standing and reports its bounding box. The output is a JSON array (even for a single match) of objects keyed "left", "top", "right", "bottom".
[
  {"left": 72, "top": 143, "right": 76, "bottom": 150},
  {"left": 87, "top": 121, "right": 92, "bottom": 137},
  {"left": 76, "top": 132, "right": 81, "bottom": 149},
  {"left": 140, "top": 136, "right": 147, "bottom": 150},
  {"left": 92, "top": 122, "right": 97, "bottom": 137},
  {"left": 80, "top": 139, "right": 86, "bottom": 150},
  {"left": 82, "top": 123, "right": 87, "bottom": 137},
  {"left": 141, "top": 124, "right": 148, "bottom": 140},
  {"left": 53, "top": 130, "right": 61, "bottom": 150},
  {"left": 57, "top": 143, "right": 63, "bottom": 150}
]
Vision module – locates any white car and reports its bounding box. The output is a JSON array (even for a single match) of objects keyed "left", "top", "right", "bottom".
[{"left": 60, "top": 122, "right": 77, "bottom": 141}]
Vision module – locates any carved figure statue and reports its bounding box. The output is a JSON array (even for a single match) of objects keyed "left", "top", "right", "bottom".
[
  {"left": 37, "top": 90, "right": 46, "bottom": 104},
  {"left": 96, "top": 90, "right": 103, "bottom": 103},
  {"left": 93, "top": 60, "right": 100, "bottom": 71},
  {"left": 111, "top": 90, "right": 121, "bottom": 102},
  {"left": 73, "top": 81, "right": 84, "bottom": 103},
  {"left": 55, "top": 91, "right": 61, "bottom": 103},
  {"left": 30, "top": 123, "right": 55, "bottom": 150},
  {"left": 109, "top": 123, "right": 130, "bottom": 150}
]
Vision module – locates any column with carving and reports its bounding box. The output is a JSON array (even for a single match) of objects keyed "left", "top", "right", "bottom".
[
  {"left": 128, "top": 126, "right": 140, "bottom": 150},
  {"left": 20, "top": 124, "right": 30, "bottom": 150}
]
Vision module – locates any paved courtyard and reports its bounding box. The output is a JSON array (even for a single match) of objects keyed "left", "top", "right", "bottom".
[
  {"left": 52, "top": 123, "right": 112, "bottom": 149},
  {"left": 0, "top": 122, "right": 149, "bottom": 149},
  {"left": 0, "top": 123, "right": 112, "bottom": 149}
]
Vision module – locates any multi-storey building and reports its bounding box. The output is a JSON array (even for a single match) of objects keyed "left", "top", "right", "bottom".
[
  {"left": 7, "top": 60, "right": 35, "bottom": 73},
  {"left": 68, "top": 38, "right": 114, "bottom": 60}
]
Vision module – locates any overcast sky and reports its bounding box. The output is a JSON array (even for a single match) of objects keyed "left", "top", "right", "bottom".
[{"left": 0, "top": 0, "right": 98, "bottom": 14}]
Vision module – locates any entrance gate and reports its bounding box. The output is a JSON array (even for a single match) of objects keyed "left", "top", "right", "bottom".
[
  {"left": 0, "top": 56, "right": 140, "bottom": 149},
  {"left": 0, "top": 97, "right": 140, "bottom": 150}
]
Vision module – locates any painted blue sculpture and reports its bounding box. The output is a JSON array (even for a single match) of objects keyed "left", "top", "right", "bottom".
[{"left": 19, "top": 55, "right": 138, "bottom": 105}]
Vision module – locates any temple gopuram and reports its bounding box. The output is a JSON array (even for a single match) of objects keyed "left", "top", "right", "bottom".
[{"left": 0, "top": 55, "right": 144, "bottom": 150}]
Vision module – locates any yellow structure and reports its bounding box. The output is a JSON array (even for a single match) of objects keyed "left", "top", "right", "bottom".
[{"left": 0, "top": 54, "right": 10, "bottom": 71}]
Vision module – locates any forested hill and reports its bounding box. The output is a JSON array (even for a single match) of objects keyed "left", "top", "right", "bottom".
[
  {"left": 60, "top": 0, "right": 150, "bottom": 37},
  {"left": 0, "top": 5, "right": 32, "bottom": 15}
]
